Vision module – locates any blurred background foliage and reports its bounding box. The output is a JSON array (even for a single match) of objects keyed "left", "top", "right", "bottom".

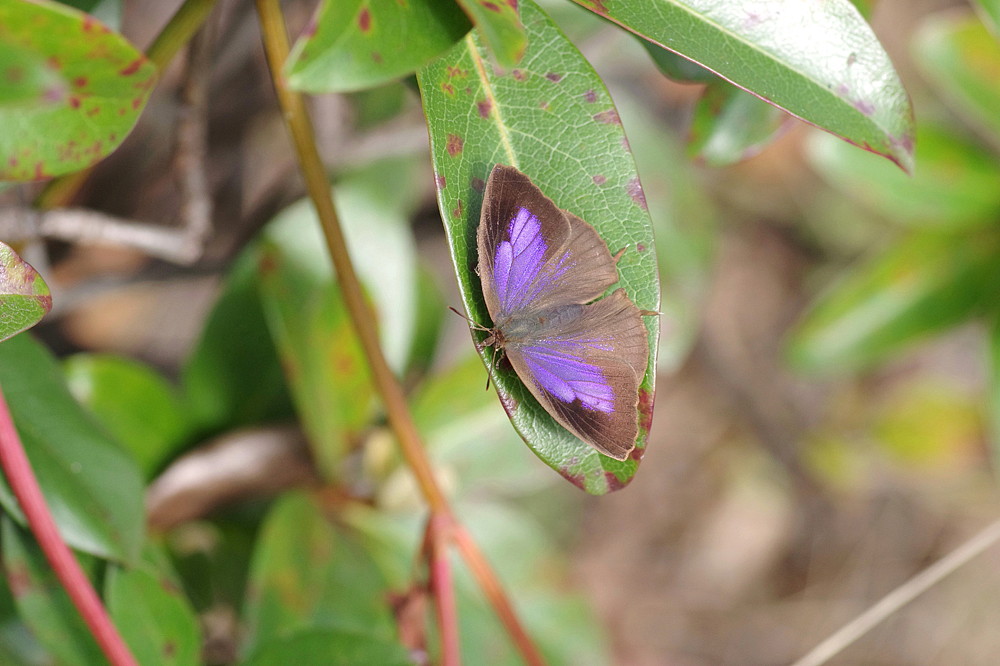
[{"left": 1, "top": 0, "right": 1000, "bottom": 664}]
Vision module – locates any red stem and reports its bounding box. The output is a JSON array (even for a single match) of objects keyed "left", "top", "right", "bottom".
[
  {"left": 0, "top": 384, "right": 137, "bottom": 666},
  {"left": 426, "top": 515, "right": 461, "bottom": 666}
]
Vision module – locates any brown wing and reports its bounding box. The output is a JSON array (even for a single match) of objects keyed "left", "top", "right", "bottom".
[{"left": 504, "top": 289, "right": 649, "bottom": 460}]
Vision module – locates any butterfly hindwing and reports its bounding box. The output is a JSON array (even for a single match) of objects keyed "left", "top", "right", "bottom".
[{"left": 504, "top": 289, "right": 647, "bottom": 460}]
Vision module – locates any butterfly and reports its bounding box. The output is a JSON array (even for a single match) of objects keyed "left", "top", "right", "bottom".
[{"left": 474, "top": 164, "right": 650, "bottom": 461}]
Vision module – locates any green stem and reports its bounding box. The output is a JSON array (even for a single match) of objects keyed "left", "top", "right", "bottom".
[{"left": 252, "top": 3, "right": 545, "bottom": 663}]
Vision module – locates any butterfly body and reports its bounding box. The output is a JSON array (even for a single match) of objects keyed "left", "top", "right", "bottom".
[{"left": 476, "top": 164, "right": 649, "bottom": 461}]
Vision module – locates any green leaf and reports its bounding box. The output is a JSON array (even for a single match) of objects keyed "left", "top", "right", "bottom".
[
  {"left": 255, "top": 159, "right": 421, "bottom": 473},
  {"left": 0, "top": 0, "right": 156, "bottom": 181},
  {"left": 255, "top": 238, "right": 373, "bottom": 476},
  {"left": 688, "top": 82, "right": 790, "bottom": 167},
  {"left": 0, "top": 41, "right": 63, "bottom": 105},
  {"left": 405, "top": 263, "right": 446, "bottom": 379},
  {"left": 807, "top": 123, "right": 1000, "bottom": 230},
  {"left": 1, "top": 518, "right": 105, "bottom": 666},
  {"left": 417, "top": 0, "right": 659, "bottom": 494},
  {"left": 180, "top": 250, "right": 295, "bottom": 436},
  {"left": 990, "top": 313, "right": 1000, "bottom": 467},
  {"left": 286, "top": 0, "right": 471, "bottom": 93},
  {"left": 55, "top": 0, "right": 122, "bottom": 30},
  {"left": 914, "top": 11, "right": 1000, "bottom": 150},
  {"left": 0, "top": 243, "right": 51, "bottom": 343},
  {"left": 245, "top": 628, "right": 412, "bottom": 666},
  {"left": 106, "top": 550, "right": 202, "bottom": 666},
  {"left": 242, "top": 493, "right": 396, "bottom": 658},
  {"left": 572, "top": 0, "right": 915, "bottom": 171},
  {"left": 788, "top": 230, "right": 1000, "bottom": 372},
  {"left": 64, "top": 354, "right": 190, "bottom": 479},
  {"left": 455, "top": 0, "right": 527, "bottom": 68},
  {"left": 973, "top": 0, "right": 1000, "bottom": 34},
  {"left": 0, "top": 334, "right": 144, "bottom": 563}
]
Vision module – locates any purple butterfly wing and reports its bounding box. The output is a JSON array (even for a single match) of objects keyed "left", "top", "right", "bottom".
[
  {"left": 504, "top": 289, "right": 648, "bottom": 460},
  {"left": 478, "top": 165, "right": 620, "bottom": 322}
]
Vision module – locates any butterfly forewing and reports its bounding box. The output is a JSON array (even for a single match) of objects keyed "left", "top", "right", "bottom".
[{"left": 478, "top": 165, "right": 619, "bottom": 321}]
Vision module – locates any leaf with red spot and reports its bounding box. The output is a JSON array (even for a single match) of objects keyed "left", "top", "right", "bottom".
[
  {"left": 285, "top": 0, "right": 471, "bottom": 93},
  {"left": 417, "top": 0, "right": 659, "bottom": 494},
  {"left": 570, "top": 0, "right": 916, "bottom": 172},
  {"left": 106, "top": 554, "right": 202, "bottom": 666},
  {"left": 0, "top": 241, "right": 52, "bottom": 343},
  {"left": 0, "top": 0, "right": 156, "bottom": 182},
  {"left": 455, "top": 0, "right": 527, "bottom": 68}
]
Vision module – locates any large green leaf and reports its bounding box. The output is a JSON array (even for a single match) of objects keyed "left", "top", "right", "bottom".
[
  {"left": 974, "top": 0, "right": 1000, "bottom": 34},
  {"left": 255, "top": 238, "right": 373, "bottom": 476},
  {"left": 285, "top": 0, "right": 471, "bottom": 93},
  {"left": 418, "top": 0, "right": 659, "bottom": 494},
  {"left": 1, "top": 518, "right": 105, "bottom": 666},
  {"left": 0, "top": 334, "right": 144, "bottom": 563},
  {"left": 106, "top": 548, "right": 201, "bottom": 666},
  {"left": 242, "top": 493, "right": 396, "bottom": 658},
  {"left": 0, "top": 0, "right": 155, "bottom": 181},
  {"left": 788, "top": 230, "right": 1000, "bottom": 372},
  {"left": 64, "top": 354, "right": 190, "bottom": 479},
  {"left": 914, "top": 11, "right": 1000, "bottom": 150},
  {"left": 455, "top": 0, "right": 527, "bottom": 68},
  {"left": 0, "top": 242, "right": 51, "bottom": 343},
  {"left": 180, "top": 251, "right": 295, "bottom": 436},
  {"left": 244, "top": 628, "right": 412, "bottom": 666},
  {"left": 990, "top": 314, "right": 1000, "bottom": 468},
  {"left": 572, "top": 0, "right": 915, "bottom": 171},
  {"left": 807, "top": 123, "right": 1000, "bottom": 230}
]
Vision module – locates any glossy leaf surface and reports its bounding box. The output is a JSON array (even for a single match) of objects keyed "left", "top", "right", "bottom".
[
  {"left": 0, "top": 242, "right": 51, "bottom": 343},
  {"left": 0, "top": 0, "right": 155, "bottom": 181},
  {"left": 573, "top": 0, "right": 915, "bottom": 170},
  {"left": 418, "top": 0, "right": 659, "bottom": 493}
]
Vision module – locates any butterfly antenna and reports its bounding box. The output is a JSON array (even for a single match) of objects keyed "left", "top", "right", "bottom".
[
  {"left": 612, "top": 246, "right": 629, "bottom": 263},
  {"left": 448, "top": 305, "right": 492, "bottom": 333}
]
